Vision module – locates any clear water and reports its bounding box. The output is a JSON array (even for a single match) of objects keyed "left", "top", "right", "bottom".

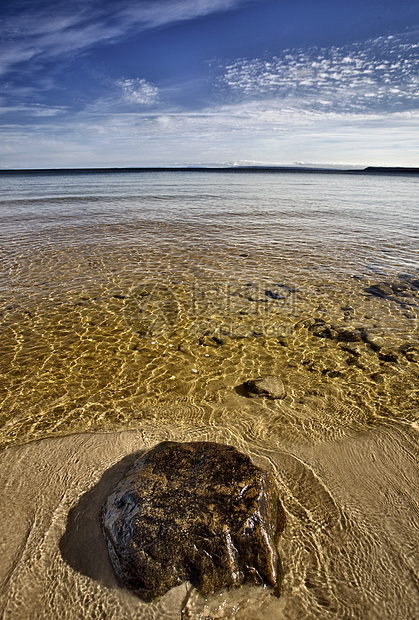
[{"left": 0, "top": 171, "right": 418, "bottom": 618}]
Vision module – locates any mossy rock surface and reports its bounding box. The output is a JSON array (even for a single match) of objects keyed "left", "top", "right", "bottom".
[{"left": 102, "top": 441, "right": 286, "bottom": 600}]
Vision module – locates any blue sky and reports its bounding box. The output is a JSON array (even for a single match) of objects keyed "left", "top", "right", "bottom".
[{"left": 1, "top": 0, "right": 418, "bottom": 168}]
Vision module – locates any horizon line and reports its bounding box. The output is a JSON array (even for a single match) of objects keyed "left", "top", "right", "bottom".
[{"left": 1, "top": 165, "right": 419, "bottom": 176}]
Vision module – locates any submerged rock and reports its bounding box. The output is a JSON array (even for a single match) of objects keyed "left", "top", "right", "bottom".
[
  {"left": 243, "top": 375, "right": 286, "bottom": 399},
  {"left": 264, "top": 285, "right": 291, "bottom": 300},
  {"left": 379, "top": 350, "right": 399, "bottom": 363},
  {"left": 300, "top": 318, "right": 365, "bottom": 344},
  {"left": 311, "top": 325, "right": 339, "bottom": 340},
  {"left": 366, "top": 280, "right": 419, "bottom": 299},
  {"left": 336, "top": 328, "right": 364, "bottom": 343},
  {"left": 363, "top": 333, "right": 386, "bottom": 351},
  {"left": 102, "top": 441, "right": 286, "bottom": 601},
  {"left": 366, "top": 283, "right": 394, "bottom": 298}
]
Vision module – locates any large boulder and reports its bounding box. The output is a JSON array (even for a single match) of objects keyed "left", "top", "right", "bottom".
[{"left": 102, "top": 441, "right": 286, "bottom": 600}]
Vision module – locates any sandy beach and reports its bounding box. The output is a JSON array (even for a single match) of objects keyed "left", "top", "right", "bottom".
[{"left": 0, "top": 420, "right": 417, "bottom": 619}]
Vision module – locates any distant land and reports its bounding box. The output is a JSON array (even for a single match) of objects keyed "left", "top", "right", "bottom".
[{"left": 0, "top": 166, "right": 418, "bottom": 175}]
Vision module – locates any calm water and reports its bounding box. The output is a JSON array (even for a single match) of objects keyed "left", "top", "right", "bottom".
[
  {"left": 1, "top": 170, "right": 418, "bottom": 444},
  {"left": 0, "top": 171, "right": 418, "bottom": 619}
]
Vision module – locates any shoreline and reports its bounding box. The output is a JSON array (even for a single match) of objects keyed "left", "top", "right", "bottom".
[{"left": 1, "top": 166, "right": 419, "bottom": 176}]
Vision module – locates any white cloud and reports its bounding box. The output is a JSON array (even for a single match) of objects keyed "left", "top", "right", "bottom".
[
  {"left": 117, "top": 79, "right": 159, "bottom": 105},
  {"left": 216, "top": 32, "right": 419, "bottom": 113}
]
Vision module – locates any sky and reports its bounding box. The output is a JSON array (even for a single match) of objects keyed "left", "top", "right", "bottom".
[{"left": 0, "top": 0, "right": 418, "bottom": 168}]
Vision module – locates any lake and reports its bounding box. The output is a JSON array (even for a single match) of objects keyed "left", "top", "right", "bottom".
[{"left": 0, "top": 170, "right": 418, "bottom": 618}]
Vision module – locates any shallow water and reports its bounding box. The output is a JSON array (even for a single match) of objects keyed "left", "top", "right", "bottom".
[{"left": 0, "top": 170, "right": 418, "bottom": 618}]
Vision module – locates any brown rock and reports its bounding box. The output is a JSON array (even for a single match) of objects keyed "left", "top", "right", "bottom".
[{"left": 102, "top": 442, "right": 286, "bottom": 600}]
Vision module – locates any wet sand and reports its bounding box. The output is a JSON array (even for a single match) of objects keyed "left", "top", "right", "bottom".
[{"left": 0, "top": 421, "right": 417, "bottom": 619}]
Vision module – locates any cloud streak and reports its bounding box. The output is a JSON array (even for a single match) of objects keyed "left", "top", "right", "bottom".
[
  {"left": 2, "top": 95, "right": 418, "bottom": 168},
  {"left": 0, "top": 0, "right": 246, "bottom": 78}
]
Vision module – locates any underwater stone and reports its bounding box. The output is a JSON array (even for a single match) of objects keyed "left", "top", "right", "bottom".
[
  {"left": 265, "top": 287, "right": 287, "bottom": 300},
  {"left": 243, "top": 375, "right": 286, "bottom": 399},
  {"left": 366, "top": 283, "right": 393, "bottom": 297},
  {"left": 337, "top": 328, "right": 364, "bottom": 343},
  {"left": 311, "top": 325, "right": 339, "bottom": 340},
  {"left": 363, "top": 333, "right": 386, "bottom": 351},
  {"left": 378, "top": 350, "right": 399, "bottom": 363},
  {"left": 102, "top": 441, "right": 286, "bottom": 600}
]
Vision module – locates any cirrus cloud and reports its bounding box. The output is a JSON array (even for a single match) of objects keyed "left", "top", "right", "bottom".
[{"left": 0, "top": 0, "right": 248, "bottom": 79}]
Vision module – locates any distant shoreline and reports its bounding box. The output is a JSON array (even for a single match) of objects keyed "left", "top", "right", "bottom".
[{"left": 0, "top": 166, "right": 418, "bottom": 176}]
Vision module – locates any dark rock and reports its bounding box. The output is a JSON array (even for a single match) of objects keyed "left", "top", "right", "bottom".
[
  {"left": 324, "top": 370, "right": 341, "bottom": 378},
  {"left": 247, "top": 294, "right": 267, "bottom": 302},
  {"left": 212, "top": 335, "right": 225, "bottom": 345},
  {"left": 300, "top": 318, "right": 339, "bottom": 340},
  {"left": 341, "top": 345, "right": 361, "bottom": 357},
  {"left": 365, "top": 283, "right": 393, "bottom": 298},
  {"left": 370, "top": 372, "right": 384, "bottom": 384},
  {"left": 264, "top": 285, "right": 291, "bottom": 300},
  {"left": 362, "top": 333, "right": 386, "bottom": 351},
  {"left": 102, "top": 442, "right": 285, "bottom": 600},
  {"left": 243, "top": 375, "right": 286, "bottom": 399},
  {"left": 294, "top": 317, "right": 315, "bottom": 330},
  {"left": 337, "top": 329, "right": 364, "bottom": 343},
  {"left": 265, "top": 289, "right": 286, "bottom": 300},
  {"left": 311, "top": 325, "right": 339, "bottom": 340},
  {"left": 379, "top": 350, "right": 399, "bottom": 363},
  {"left": 345, "top": 356, "right": 358, "bottom": 366},
  {"left": 198, "top": 335, "right": 220, "bottom": 348}
]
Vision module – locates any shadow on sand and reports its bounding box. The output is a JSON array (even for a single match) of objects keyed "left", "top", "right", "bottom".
[{"left": 59, "top": 449, "right": 145, "bottom": 588}]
